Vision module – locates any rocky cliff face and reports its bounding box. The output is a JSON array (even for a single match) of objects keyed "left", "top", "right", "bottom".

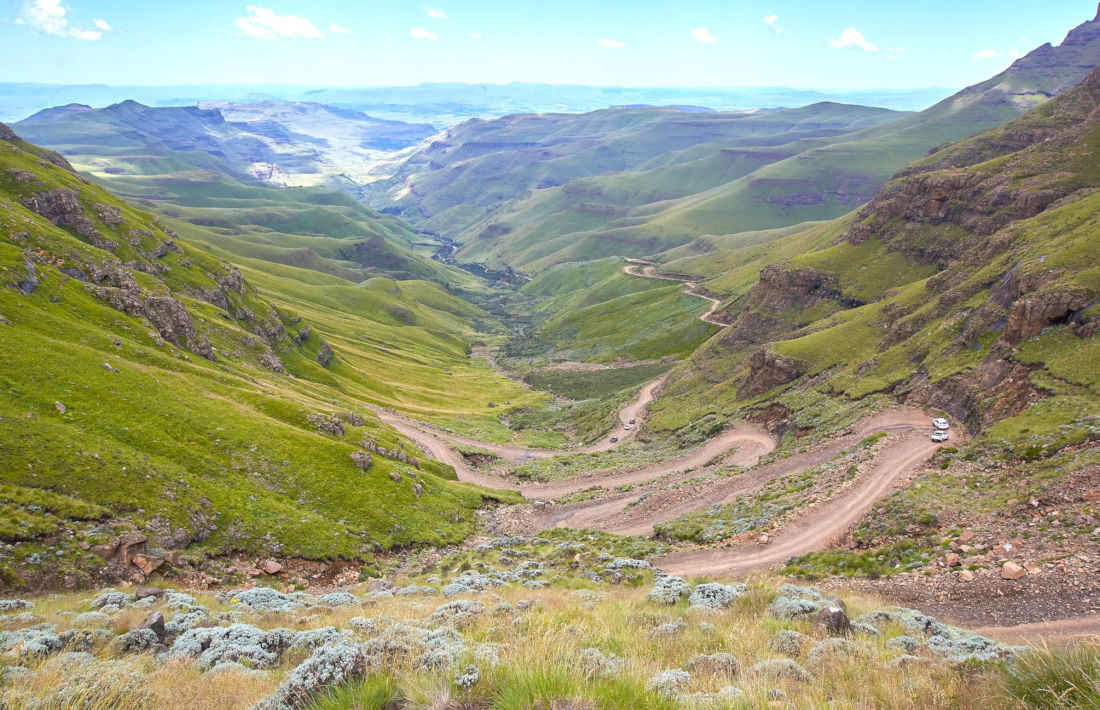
[{"left": 720, "top": 265, "right": 844, "bottom": 350}]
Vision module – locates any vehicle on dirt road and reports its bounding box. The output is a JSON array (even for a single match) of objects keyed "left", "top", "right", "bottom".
[
  {"left": 609, "top": 436, "right": 619, "bottom": 443},
  {"left": 623, "top": 424, "right": 632, "bottom": 430},
  {"left": 931, "top": 430, "right": 950, "bottom": 442},
  {"left": 932, "top": 418, "right": 949, "bottom": 430}
]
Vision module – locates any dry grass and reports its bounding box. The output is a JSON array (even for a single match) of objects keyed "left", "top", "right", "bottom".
[{"left": 0, "top": 578, "right": 1014, "bottom": 709}]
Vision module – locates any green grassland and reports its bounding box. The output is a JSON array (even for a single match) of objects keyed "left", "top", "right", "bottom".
[
  {"left": 505, "top": 258, "right": 718, "bottom": 364},
  {"left": 440, "top": 104, "right": 911, "bottom": 271},
  {"left": 522, "top": 362, "right": 671, "bottom": 401}
]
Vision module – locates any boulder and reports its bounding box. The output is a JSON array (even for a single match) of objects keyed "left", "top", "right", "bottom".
[
  {"left": 1001, "top": 561, "right": 1026, "bottom": 580},
  {"left": 89, "top": 540, "right": 120, "bottom": 559},
  {"left": 814, "top": 605, "right": 851, "bottom": 636},
  {"left": 316, "top": 341, "right": 335, "bottom": 368},
  {"left": 263, "top": 560, "right": 283, "bottom": 575},
  {"left": 131, "top": 554, "right": 164, "bottom": 575},
  {"left": 137, "top": 611, "right": 166, "bottom": 639},
  {"left": 134, "top": 587, "right": 163, "bottom": 600}
]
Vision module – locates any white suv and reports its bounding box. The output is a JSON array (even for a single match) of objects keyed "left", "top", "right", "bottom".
[
  {"left": 932, "top": 418, "right": 950, "bottom": 430},
  {"left": 931, "top": 430, "right": 950, "bottom": 442}
]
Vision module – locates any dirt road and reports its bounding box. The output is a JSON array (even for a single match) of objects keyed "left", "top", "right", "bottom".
[
  {"left": 652, "top": 427, "right": 938, "bottom": 576},
  {"left": 622, "top": 259, "right": 727, "bottom": 326},
  {"left": 373, "top": 376, "right": 665, "bottom": 467},
  {"left": 975, "top": 616, "right": 1100, "bottom": 643},
  {"left": 550, "top": 411, "right": 930, "bottom": 536},
  {"left": 375, "top": 404, "right": 775, "bottom": 501}
]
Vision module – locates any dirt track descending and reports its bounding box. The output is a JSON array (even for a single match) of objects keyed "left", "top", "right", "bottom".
[
  {"left": 651, "top": 426, "right": 938, "bottom": 577},
  {"left": 373, "top": 376, "right": 664, "bottom": 468},
  {"left": 549, "top": 411, "right": 931, "bottom": 536},
  {"left": 375, "top": 404, "right": 775, "bottom": 501},
  {"left": 622, "top": 258, "right": 727, "bottom": 326}
]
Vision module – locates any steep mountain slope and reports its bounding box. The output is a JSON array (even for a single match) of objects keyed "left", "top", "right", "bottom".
[
  {"left": 0, "top": 123, "right": 528, "bottom": 589},
  {"left": 654, "top": 60, "right": 1100, "bottom": 435},
  {"left": 15, "top": 102, "right": 481, "bottom": 292},
  {"left": 375, "top": 7, "right": 1100, "bottom": 272},
  {"left": 636, "top": 63, "right": 1100, "bottom": 576}
]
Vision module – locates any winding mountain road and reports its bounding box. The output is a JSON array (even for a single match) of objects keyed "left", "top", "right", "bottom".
[
  {"left": 623, "top": 258, "right": 727, "bottom": 326},
  {"left": 373, "top": 375, "right": 664, "bottom": 469},
  {"left": 373, "top": 394, "right": 774, "bottom": 501},
  {"left": 652, "top": 426, "right": 938, "bottom": 577},
  {"left": 379, "top": 368, "right": 1097, "bottom": 642}
]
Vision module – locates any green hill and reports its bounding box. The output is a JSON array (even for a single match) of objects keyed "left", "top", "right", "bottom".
[
  {"left": 0, "top": 122, "right": 531, "bottom": 589},
  {"left": 506, "top": 257, "right": 718, "bottom": 364},
  {"left": 363, "top": 103, "right": 907, "bottom": 268},
  {"left": 14, "top": 102, "right": 482, "bottom": 294}
]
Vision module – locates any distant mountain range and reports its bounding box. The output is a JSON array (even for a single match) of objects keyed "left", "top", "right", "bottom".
[
  {"left": 366, "top": 5, "right": 1100, "bottom": 271},
  {"left": 16, "top": 99, "right": 436, "bottom": 190},
  {"left": 0, "top": 82, "right": 956, "bottom": 127}
]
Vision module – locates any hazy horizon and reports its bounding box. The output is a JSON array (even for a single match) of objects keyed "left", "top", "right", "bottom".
[{"left": 2, "top": 1, "right": 1094, "bottom": 89}]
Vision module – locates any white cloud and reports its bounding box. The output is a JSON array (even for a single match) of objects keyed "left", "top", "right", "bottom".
[
  {"left": 236, "top": 6, "right": 323, "bottom": 40},
  {"left": 828, "top": 26, "right": 878, "bottom": 52},
  {"left": 468, "top": 32, "right": 482, "bottom": 39},
  {"left": 597, "top": 38, "right": 626, "bottom": 48},
  {"left": 884, "top": 46, "right": 906, "bottom": 60},
  {"left": 973, "top": 48, "right": 1000, "bottom": 60},
  {"left": 328, "top": 22, "right": 350, "bottom": 34},
  {"left": 763, "top": 14, "right": 783, "bottom": 35},
  {"left": 17, "top": 0, "right": 105, "bottom": 40},
  {"left": 1009, "top": 49, "right": 1020, "bottom": 58},
  {"left": 93, "top": 18, "right": 110, "bottom": 31},
  {"left": 426, "top": 8, "right": 446, "bottom": 19},
  {"left": 410, "top": 27, "right": 438, "bottom": 40},
  {"left": 690, "top": 27, "right": 717, "bottom": 44}
]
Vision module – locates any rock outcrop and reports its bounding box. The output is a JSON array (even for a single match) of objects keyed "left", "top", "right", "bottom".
[
  {"left": 720, "top": 265, "right": 844, "bottom": 350},
  {"left": 23, "top": 188, "right": 98, "bottom": 238},
  {"left": 1004, "top": 292, "right": 1090, "bottom": 344},
  {"left": 743, "top": 347, "right": 802, "bottom": 396}
]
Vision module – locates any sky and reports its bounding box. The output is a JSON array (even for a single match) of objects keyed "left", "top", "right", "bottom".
[{"left": 0, "top": 0, "right": 1096, "bottom": 89}]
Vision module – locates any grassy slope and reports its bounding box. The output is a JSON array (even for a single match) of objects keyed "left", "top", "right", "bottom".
[
  {"left": 0, "top": 128, "right": 531, "bottom": 588},
  {"left": 15, "top": 106, "right": 484, "bottom": 293},
  {"left": 362, "top": 104, "right": 905, "bottom": 268}
]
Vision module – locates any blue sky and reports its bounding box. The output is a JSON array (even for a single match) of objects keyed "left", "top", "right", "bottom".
[{"left": 1, "top": 0, "right": 1096, "bottom": 89}]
